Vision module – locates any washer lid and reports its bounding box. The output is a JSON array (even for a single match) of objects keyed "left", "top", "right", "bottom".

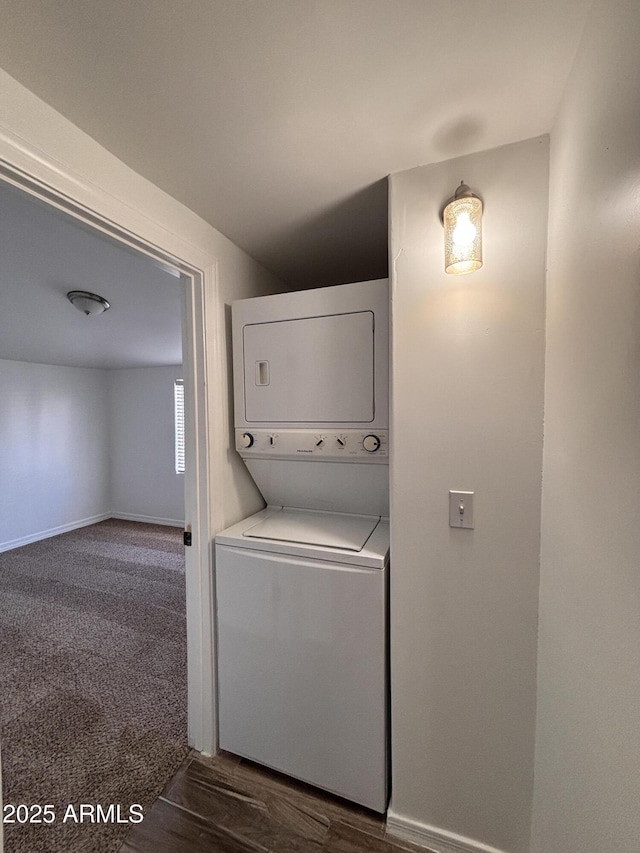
[{"left": 242, "top": 507, "right": 379, "bottom": 552}]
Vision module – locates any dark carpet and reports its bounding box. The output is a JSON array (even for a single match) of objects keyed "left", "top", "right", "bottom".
[{"left": 0, "top": 519, "right": 188, "bottom": 853}]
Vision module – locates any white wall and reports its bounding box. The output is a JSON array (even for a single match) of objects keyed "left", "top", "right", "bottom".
[
  {"left": 108, "top": 366, "right": 185, "bottom": 526},
  {"left": 0, "top": 361, "right": 187, "bottom": 549},
  {"left": 0, "top": 359, "right": 110, "bottom": 550},
  {"left": 388, "top": 137, "right": 548, "bottom": 853},
  {"left": 532, "top": 3, "right": 640, "bottom": 852}
]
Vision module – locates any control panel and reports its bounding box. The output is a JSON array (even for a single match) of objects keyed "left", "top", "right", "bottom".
[{"left": 235, "top": 428, "right": 389, "bottom": 462}]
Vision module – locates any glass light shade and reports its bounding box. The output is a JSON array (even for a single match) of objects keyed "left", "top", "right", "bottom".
[
  {"left": 443, "top": 193, "right": 483, "bottom": 275},
  {"left": 67, "top": 290, "right": 110, "bottom": 316}
]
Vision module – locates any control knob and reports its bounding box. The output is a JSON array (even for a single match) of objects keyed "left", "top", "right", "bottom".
[
  {"left": 239, "top": 432, "right": 254, "bottom": 448},
  {"left": 363, "top": 434, "right": 381, "bottom": 453}
]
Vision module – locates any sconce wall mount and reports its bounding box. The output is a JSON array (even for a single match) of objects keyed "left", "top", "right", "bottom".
[{"left": 441, "top": 181, "right": 483, "bottom": 275}]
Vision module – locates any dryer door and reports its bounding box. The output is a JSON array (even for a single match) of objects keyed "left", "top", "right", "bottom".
[{"left": 242, "top": 311, "right": 375, "bottom": 423}]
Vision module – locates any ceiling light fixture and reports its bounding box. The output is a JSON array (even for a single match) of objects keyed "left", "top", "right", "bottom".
[
  {"left": 441, "top": 181, "right": 483, "bottom": 275},
  {"left": 67, "top": 290, "right": 111, "bottom": 316}
]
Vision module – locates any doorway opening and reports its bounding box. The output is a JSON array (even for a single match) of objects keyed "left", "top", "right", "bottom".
[
  {"left": 0, "top": 175, "right": 202, "bottom": 849},
  {"left": 0, "top": 146, "right": 217, "bottom": 830}
]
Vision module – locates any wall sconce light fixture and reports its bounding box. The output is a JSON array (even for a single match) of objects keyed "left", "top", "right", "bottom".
[{"left": 441, "top": 181, "right": 483, "bottom": 275}]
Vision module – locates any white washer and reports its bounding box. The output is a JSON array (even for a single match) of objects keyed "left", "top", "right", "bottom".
[
  {"left": 215, "top": 506, "right": 389, "bottom": 812},
  {"left": 216, "top": 279, "right": 390, "bottom": 812}
]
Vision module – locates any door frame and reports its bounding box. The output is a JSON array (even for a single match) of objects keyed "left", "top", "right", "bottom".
[{"left": 0, "top": 137, "right": 222, "bottom": 756}]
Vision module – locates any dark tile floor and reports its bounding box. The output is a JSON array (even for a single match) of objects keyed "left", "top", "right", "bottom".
[{"left": 119, "top": 750, "right": 429, "bottom": 853}]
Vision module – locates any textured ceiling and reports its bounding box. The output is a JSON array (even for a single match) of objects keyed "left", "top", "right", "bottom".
[{"left": 0, "top": 0, "right": 591, "bottom": 289}]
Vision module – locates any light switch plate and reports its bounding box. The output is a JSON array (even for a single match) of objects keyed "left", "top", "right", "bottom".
[{"left": 449, "top": 490, "right": 474, "bottom": 529}]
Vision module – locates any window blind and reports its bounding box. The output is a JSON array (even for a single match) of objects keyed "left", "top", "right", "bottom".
[{"left": 174, "top": 379, "right": 185, "bottom": 474}]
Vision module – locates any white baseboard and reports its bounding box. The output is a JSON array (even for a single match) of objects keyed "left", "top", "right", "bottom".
[
  {"left": 0, "top": 512, "right": 184, "bottom": 553},
  {"left": 110, "top": 512, "right": 184, "bottom": 528},
  {"left": 0, "top": 513, "right": 112, "bottom": 553},
  {"left": 386, "top": 812, "right": 510, "bottom": 853}
]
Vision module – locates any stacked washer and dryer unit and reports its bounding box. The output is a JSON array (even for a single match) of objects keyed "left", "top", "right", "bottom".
[{"left": 215, "top": 278, "right": 390, "bottom": 813}]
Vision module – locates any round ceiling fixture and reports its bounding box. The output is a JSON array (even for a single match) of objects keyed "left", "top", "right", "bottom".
[{"left": 67, "top": 290, "right": 111, "bottom": 316}]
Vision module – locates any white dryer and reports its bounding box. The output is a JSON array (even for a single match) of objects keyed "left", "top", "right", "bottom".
[{"left": 215, "top": 279, "right": 389, "bottom": 812}]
